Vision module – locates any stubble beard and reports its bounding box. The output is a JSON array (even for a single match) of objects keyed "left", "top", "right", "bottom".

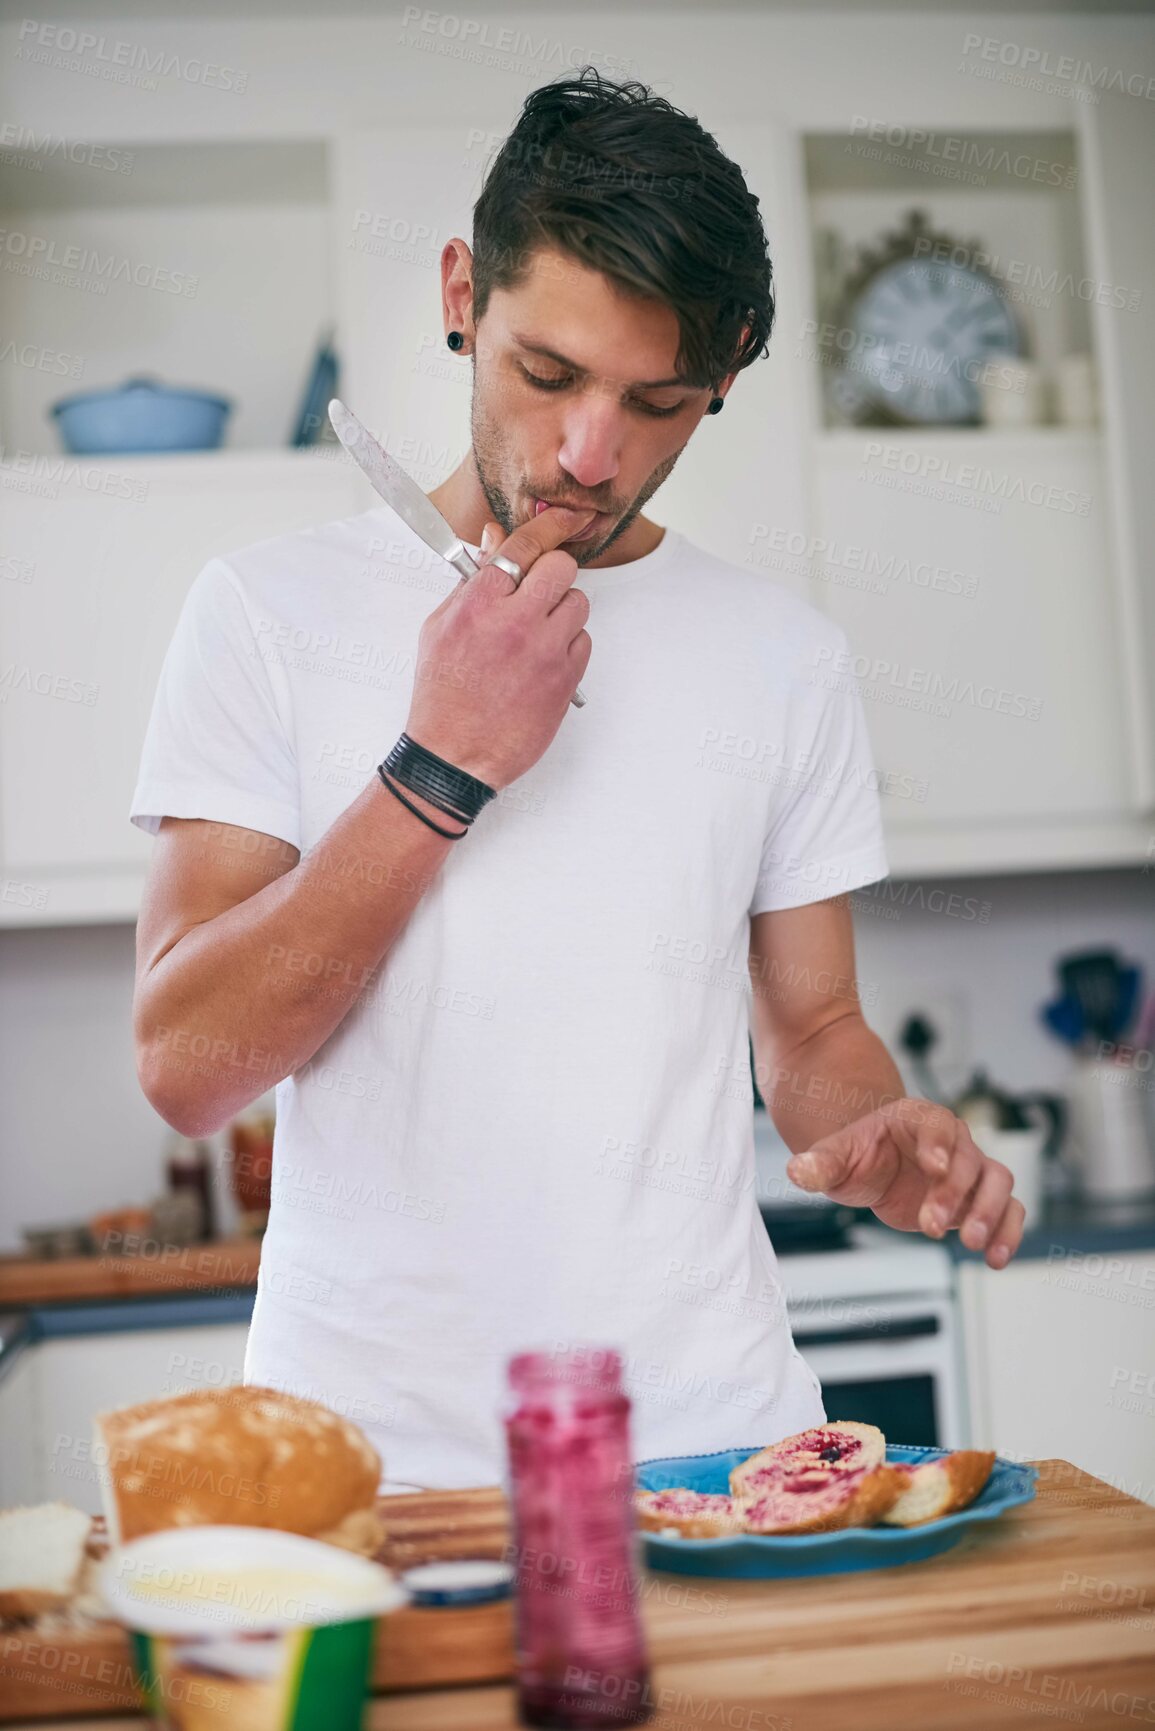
[{"left": 468, "top": 371, "right": 687, "bottom": 567}]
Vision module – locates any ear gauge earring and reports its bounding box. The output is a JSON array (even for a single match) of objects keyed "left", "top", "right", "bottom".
[
  {"left": 446, "top": 330, "right": 465, "bottom": 351},
  {"left": 707, "top": 396, "right": 724, "bottom": 414}
]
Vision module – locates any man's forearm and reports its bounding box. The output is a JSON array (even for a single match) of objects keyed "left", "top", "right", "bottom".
[
  {"left": 755, "top": 1010, "right": 906, "bottom": 1153},
  {"left": 136, "top": 777, "right": 456, "bottom": 1136}
]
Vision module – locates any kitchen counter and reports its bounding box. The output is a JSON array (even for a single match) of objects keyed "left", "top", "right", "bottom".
[
  {"left": 850, "top": 1194, "right": 1155, "bottom": 1263},
  {"left": 0, "top": 1237, "right": 261, "bottom": 1307},
  {"left": 5, "top": 1459, "right": 1153, "bottom": 1731},
  {"left": 6, "top": 1191, "right": 1149, "bottom": 1312},
  {"left": 947, "top": 1193, "right": 1155, "bottom": 1263}
]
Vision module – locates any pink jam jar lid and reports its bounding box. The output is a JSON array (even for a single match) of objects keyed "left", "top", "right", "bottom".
[
  {"left": 505, "top": 1347, "right": 631, "bottom": 1423},
  {"left": 508, "top": 1345, "right": 623, "bottom": 1394}
]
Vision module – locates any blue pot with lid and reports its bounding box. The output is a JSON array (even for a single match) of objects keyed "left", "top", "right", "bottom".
[{"left": 50, "top": 375, "right": 232, "bottom": 454}]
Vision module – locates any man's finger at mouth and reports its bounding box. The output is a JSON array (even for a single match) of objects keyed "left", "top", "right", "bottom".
[{"left": 480, "top": 505, "right": 596, "bottom": 608}]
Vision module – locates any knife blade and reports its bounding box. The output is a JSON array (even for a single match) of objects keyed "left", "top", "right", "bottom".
[{"left": 328, "top": 397, "right": 586, "bottom": 708}]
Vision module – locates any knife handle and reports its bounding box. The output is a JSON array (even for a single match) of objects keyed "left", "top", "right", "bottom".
[{"left": 446, "top": 542, "right": 587, "bottom": 709}]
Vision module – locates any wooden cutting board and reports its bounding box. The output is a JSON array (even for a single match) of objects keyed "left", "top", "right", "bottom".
[{"left": 0, "top": 1487, "right": 514, "bottom": 1722}]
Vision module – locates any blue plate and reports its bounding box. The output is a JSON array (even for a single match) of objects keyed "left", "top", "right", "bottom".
[{"left": 636, "top": 1444, "right": 1037, "bottom": 1577}]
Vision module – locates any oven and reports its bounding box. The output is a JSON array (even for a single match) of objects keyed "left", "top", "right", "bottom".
[{"left": 788, "top": 1289, "right": 965, "bottom": 1447}]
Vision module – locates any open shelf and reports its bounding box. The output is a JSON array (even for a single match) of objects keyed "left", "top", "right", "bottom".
[
  {"left": 0, "top": 137, "right": 336, "bottom": 456},
  {"left": 800, "top": 126, "right": 1095, "bottom": 432}
]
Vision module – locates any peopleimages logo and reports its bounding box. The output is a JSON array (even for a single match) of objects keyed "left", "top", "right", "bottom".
[
  {"left": 1, "top": 878, "right": 49, "bottom": 909},
  {"left": 0, "top": 341, "right": 84, "bottom": 378},
  {"left": 852, "top": 880, "right": 992, "bottom": 924},
  {"left": 960, "top": 32, "right": 1155, "bottom": 102},
  {"left": 800, "top": 317, "right": 1026, "bottom": 393},
  {"left": 396, "top": 7, "right": 639, "bottom": 79},
  {"left": 748, "top": 522, "right": 979, "bottom": 598},
  {"left": 0, "top": 663, "right": 99, "bottom": 705},
  {"left": 910, "top": 239, "right": 1140, "bottom": 313},
  {"left": 847, "top": 117, "right": 1076, "bottom": 187},
  {"left": 811, "top": 643, "right": 1042, "bottom": 722},
  {"left": 861, "top": 439, "right": 1092, "bottom": 516},
  {"left": 0, "top": 227, "right": 197, "bottom": 296},
  {"left": 0, "top": 125, "right": 134, "bottom": 173},
  {"left": 15, "top": 19, "right": 248, "bottom": 92}
]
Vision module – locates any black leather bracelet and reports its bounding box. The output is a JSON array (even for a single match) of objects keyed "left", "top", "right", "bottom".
[
  {"left": 376, "top": 767, "right": 468, "bottom": 839},
  {"left": 381, "top": 732, "right": 496, "bottom": 825}
]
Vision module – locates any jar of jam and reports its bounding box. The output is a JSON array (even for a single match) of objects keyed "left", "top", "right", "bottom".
[{"left": 503, "top": 1345, "right": 652, "bottom": 1727}]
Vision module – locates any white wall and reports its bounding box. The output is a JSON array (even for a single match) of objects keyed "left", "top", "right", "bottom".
[
  {"left": 0, "top": 921, "right": 239, "bottom": 1248},
  {"left": 854, "top": 866, "right": 1155, "bottom": 1104},
  {"left": 5, "top": 7, "right": 1154, "bottom": 141}
]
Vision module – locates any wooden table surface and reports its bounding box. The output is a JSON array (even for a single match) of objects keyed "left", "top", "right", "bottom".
[{"left": 6, "top": 1460, "right": 1154, "bottom": 1731}]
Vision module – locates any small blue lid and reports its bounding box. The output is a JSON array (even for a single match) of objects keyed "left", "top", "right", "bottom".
[{"left": 399, "top": 1560, "right": 513, "bottom": 1607}]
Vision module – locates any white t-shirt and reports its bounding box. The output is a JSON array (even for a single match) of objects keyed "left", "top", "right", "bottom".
[{"left": 130, "top": 506, "right": 889, "bottom": 1487}]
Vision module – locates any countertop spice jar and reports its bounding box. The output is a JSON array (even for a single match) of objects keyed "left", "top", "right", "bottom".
[
  {"left": 503, "top": 1345, "right": 652, "bottom": 1728},
  {"left": 163, "top": 1133, "right": 214, "bottom": 1241}
]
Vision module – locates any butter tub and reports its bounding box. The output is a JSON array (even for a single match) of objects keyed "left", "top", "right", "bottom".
[{"left": 99, "top": 1524, "right": 407, "bottom": 1730}]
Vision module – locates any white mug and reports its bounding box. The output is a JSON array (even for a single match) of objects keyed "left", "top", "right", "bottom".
[
  {"left": 976, "top": 1127, "right": 1046, "bottom": 1228},
  {"left": 1053, "top": 353, "right": 1099, "bottom": 426},
  {"left": 979, "top": 358, "right": 1046, "bottom": 427}
]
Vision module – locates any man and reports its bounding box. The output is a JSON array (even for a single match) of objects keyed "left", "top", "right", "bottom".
[{"left": 130, "top": 68, "right": 1022, "bottom": 1486}]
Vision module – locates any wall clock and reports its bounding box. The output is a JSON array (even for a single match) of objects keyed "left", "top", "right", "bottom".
[{"left": 827, "top": 209, "right": 1023, "bottom": 426}]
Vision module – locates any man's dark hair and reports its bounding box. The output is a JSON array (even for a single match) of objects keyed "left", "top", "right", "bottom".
[{"left": 470, "top": 66, "right": 775, "bottom": 391}]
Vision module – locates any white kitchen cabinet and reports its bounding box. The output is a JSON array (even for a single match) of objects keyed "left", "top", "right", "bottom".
[
  {"left": 792, "top": 100, "right": 1155, "bottom": 874},
  {"left": 0, "top": 1345, "right": 41, "bottom": 1508},
  {"left": 12, "top": 1322, "right": 252, "bottom": 1512},
  {"left": 0, "top": 450, "right": 374, "bottom": 926},
  {"left": 958, "top": 1253, "right": 1155, "bottom": 1506},
  {"left": 811, "top": 429, "right": 1129, "bottom": 838}
]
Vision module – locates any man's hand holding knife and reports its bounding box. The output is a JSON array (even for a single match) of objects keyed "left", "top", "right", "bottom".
[{"left": 406, "top": 504, "right": 596, "bottom": 792}]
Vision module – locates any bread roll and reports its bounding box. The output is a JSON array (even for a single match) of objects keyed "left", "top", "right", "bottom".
[
  {"left": 729, "top": 1423, "right": 900, "bottom": 1536},
  {"left": 729, "top": 1421, "right": 886, "bottom": 1500},
  {"left": 738, "top": 1463, "right": 904, "bottom": 1535},
  {"left": 0, "top": 1502, "right": 91, "bottom": 1620},
  {"left": 94, "top": 1385, "right": 383, "bottom": 1553},
  {"left": 634, "top": 1489, "right": 745, "bottom": 1538},
  {"left": 880, "top": 1449, "right": 996, "bottom": 1527}
]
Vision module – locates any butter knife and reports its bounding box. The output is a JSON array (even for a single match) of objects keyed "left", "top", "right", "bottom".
[{"left": 328, "top": 398, "right": 586, "bottom": 709}]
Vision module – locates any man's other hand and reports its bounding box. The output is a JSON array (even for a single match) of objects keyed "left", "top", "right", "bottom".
[{"left": 786, "top": 1099, "right": 1025, "bottom": 1269}]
